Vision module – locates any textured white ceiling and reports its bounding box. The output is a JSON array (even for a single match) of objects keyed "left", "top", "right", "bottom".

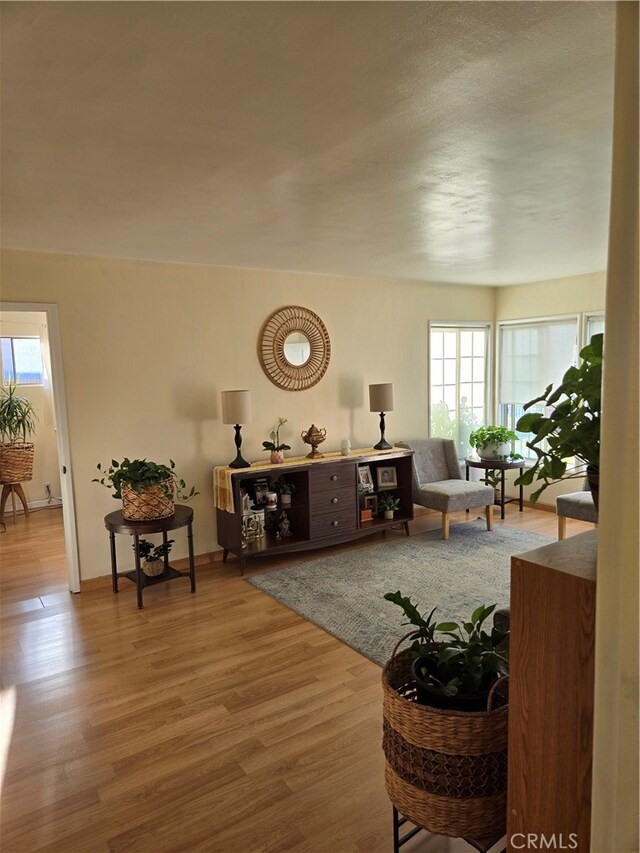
[{"left": 0, "top": 2, "right": 615, "bottom": 285}]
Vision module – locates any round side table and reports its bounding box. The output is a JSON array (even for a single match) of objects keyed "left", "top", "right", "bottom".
[
  {"left": 465, "top": 457, "right": 525, "bottom": 520},
  {"left": 104, "top": 505, "right": 196, "bottom": 609}
]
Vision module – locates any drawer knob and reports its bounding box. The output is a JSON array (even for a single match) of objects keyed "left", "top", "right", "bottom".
[
  {"left": 332, "top": 520, "right": 339, "bottom": 527},
  {"left": 330, "top": 474, "right": 338, "bottom": 481},
  {"left": 331, "top": 497, "right": 338, "bottom": 504}
]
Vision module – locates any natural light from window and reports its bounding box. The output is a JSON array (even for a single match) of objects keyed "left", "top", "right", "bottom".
[{"left": 1, "top": 337, "right": 44, "bottom": 385}]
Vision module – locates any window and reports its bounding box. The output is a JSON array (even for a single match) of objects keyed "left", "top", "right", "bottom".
[
  {"left": 498, "top": 318, "right": 578, "bottom": 458},
  {"left": 585, "top": 313, "right": 605, "bottom": 344},
  {"left": 430, "top": 325, "right": 490, "bottom": 458},
  {"left": 1, "top": 337, "right": 44, "bottom": 385}
]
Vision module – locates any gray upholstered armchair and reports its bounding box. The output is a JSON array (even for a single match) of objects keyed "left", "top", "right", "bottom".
[
  {"left": 556, "top": 479, "right": 598, "bottom": 539},
  {"left": 396, "top": 438, "right": 495, "bottom": 540}
]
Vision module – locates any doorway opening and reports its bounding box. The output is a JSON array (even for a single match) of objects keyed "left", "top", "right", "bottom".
[{"left": 0, "top": 303, "right": 80, "bottom": 594}]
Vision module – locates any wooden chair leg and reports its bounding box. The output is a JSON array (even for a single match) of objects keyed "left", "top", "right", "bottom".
[
  {"left": 442, "top": 512, "right": 450, "bottom": 540},
  {"left": 558, "top": 515, "right": 567, "bottom": 540},
  {"left": 485, "top": 504, "right": 493, "bottom": 531}
]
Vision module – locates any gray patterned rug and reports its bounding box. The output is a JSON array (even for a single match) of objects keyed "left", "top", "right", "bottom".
[{"left": 247, "top": 521, "right": 552, "bottom": 665}]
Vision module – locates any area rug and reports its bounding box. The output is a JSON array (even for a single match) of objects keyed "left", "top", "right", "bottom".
[{"left": 247, "top": 521, "right": 552, "bottom": 666}]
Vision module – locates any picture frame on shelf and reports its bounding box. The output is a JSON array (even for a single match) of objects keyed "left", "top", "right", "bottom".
[
  {"left": 364, "top": 494, "right": 378, "bottom": 515},
  {"left": 377, "top": 466, "right": 397, "bottom": 489},
  {"left": 252, "top": 479, "right": 270, "bottom": 506},
  {"left": 358, "top": 465, "right": 374, "bottom": 493}
]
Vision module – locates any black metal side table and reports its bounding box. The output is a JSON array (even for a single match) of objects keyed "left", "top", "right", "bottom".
[
  {"left": 104, "top": 505, "right": 196, "bottom": 609},
  {"left": 465, "top": 457, "right": 525, "bottom": 520}
]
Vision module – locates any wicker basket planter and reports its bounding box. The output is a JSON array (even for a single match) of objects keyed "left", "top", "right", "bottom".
[
  {"left": 142, "top": 559, "right": 165, "bottom": 578},
  {"left": 382, "top": 646, "right": 508, "bottom": 849},
  {"left": 121, "top": 480, "right": 174, "bottom": 521},
  {"left": 0, "top": 443, "right": 35, "bottom": 484}
]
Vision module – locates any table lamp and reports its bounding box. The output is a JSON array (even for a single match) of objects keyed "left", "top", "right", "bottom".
[
  {"left": 221, "top": 390, "right": 252, "bottom": 468},
  {"left": 369, "top": 383, "right": 394, "bottom": 450}
]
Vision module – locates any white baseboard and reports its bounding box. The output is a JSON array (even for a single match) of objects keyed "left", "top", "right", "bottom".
[{"left": 9, "top": 498, "right": 64, "bottom": 513}]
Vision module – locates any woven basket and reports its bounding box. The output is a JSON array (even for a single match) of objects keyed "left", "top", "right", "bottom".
[
  {"left": 121, "top": 480, "right": 174, "bottom": 521},
  {"left": 382, "top": 639, "right": 508, "bottom": 845},
  {"left": 142, "top": 559, "right": 165, "bottom": 578},
  {"left": 0, "top": 443, "right": 35, "bottom": 484}
]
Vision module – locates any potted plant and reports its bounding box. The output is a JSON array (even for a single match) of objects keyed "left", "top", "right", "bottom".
[
  {"left": 133, "top": 538, "right": 174, "bottom": 577},
  {"left": 379, "top": 493, "right": 400, "bottom": 520},
  {"left": 469, "top": 425, "right": 519, "bottom": 461},
  {"left": 382, "top": 591, "right": 509, "bottom": 844},
  {"left": 384, "top": 591, "right": 508, "bottom": 710},
  {"left": 274, "top": 477, "right": 296, "bottom": 506},
  {"left": 514, "top": 333, "right": 602, "bottom": 506},
  {"left": 262, "top": 417, "right": 291, "bottom": 463},
  {"left": 93, "top": 458, "right": 198, "bottom": 520},
  {"left": 0, "top": 381, "right": 37, "bottom": 484}
]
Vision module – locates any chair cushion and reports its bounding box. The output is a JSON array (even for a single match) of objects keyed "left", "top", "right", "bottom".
[
  {"left": 556, "top": 491, "right": 598, "bottom": 523},
  {"left": 416, "top": 480, "right": 495, "bottom": 513}
]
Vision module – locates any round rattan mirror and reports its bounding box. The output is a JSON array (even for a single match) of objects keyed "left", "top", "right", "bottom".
[{"left": 259, "top": 306, "right": 331, "bottom": 391}]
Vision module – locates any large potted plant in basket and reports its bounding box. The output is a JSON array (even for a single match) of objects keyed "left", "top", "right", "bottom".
[
  {"left": 514, "top": 333, "right": 602, "bottom": 507},
  {"left": 381, "top": 591, "right": 509, "bottom": 849},
  {"left": 93, "top": 458, "right": 198, "bottom": 520},
  {"left": 0, "top": 381, "right": 37, "bottom": 484}
]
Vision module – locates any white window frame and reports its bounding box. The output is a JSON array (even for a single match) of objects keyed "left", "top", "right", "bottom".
[
  {"left": 428, "top": 321, "right": 493, "bottom": 457},
  {"left": 1, "top": 335, "right": 45, "bottom": 386},
  {"left": 582, "top": 311, "right": 605, "bottom": 347}
]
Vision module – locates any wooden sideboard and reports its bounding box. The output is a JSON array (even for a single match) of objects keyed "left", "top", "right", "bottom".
[
  {"left": 215, "top": 448, "right": 414, "bottom": 571},
  {"left": 508, "top": 530, "right": 597, "bottom": 852}
]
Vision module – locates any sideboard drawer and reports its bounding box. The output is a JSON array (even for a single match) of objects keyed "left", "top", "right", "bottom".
[
  {"left": 309, "top": 463, "right": 355, "bottom": 492},
  {"left": 310, "top": 505, "right": 358, "bottom": 539},
  {"left": 309, "top": 484, "right": 354, "bottom": 513}
]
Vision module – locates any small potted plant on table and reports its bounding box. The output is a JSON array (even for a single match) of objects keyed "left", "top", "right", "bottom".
[
  {"left": 469, "top": 425, "right": 519, "bottom": 461},
  {"left": 93, "top": 458, "right": 198, "bottom": 520},
  {"left": 379, "top": 493, "right": 400, "bottom": 520},
  {"left": 274, "top": 477, "right": 296, "bottom": 506},
  {"left": 262, "top": 417, "right": 291, "bottom": 464},
  {"left": 134, "top": 538, "right": 175, "bottom": 577},
  {"left": 0, "top": 381, "right": 37, "bottom": 484}
]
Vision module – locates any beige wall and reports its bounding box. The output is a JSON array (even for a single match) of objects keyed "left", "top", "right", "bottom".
[
  {"left": 0, "top": 311, "right": 62, "bottom": 505},
  {"left": 495, "top": 270, "right": 606, "bottom": 321},
  {"left": 0, "top": 248, "right": 495, "bottom": 579}
]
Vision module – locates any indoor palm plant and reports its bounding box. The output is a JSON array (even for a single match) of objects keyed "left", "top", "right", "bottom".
[
  {"left": 0, "top": 381, "right": 37, "bottom": 484},
  {"left": 93, "top": 458, "right": 198, "bottom": 520},
  {"left": 514, "top": 333, "right": 602, "bottom": 506}
]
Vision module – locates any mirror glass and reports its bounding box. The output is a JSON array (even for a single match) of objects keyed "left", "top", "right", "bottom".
[{"left": 283, "top": 332, "right": 311, "bottom": 366}]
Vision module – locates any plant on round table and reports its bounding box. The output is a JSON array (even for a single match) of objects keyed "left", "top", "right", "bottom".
[
  {"left": 384, "top": 590, "right": 508, "bottom": 710},
  {"left": 93, "top": 458, "right": 198, "bottom": 502},
  {"left": 469, "top": 425, "right": 519, "bottom": 460},
  {"left": 514, "top": 333, "right": 602, "bottom": 505},
  {"left": 0, "top": 381, "right": 37, "bottom": 445}
]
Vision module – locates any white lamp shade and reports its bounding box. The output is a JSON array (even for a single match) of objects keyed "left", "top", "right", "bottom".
[
  {"left": 369, "top": 383, "right": 394, "bottom": 412},
  {"left": 221, "top": 390, "right": 252, "bottom": 424}
]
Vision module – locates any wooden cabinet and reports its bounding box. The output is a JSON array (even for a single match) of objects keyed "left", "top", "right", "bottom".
[
  {"left": 507, "top": 530, "right": 597, "bottom": 852},
  {"left": 216, "top": 448, "right": 414, "bottom": 571}
]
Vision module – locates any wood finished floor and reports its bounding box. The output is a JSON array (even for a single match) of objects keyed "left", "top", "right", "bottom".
[{"left": 0, "top": 505, "right": 593, "bottom": 853}]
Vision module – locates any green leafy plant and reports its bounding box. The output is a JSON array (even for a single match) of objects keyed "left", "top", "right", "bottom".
[
  {"left": 262, "top": 417, "right": 291, "bottom": 452},
  {"left": 379, "top": 493, "right": 400, "bottom": 512},
  {"left": 0, "top": 381, "right": 37, "bottom": 445},
  {"left": 134, "top": 538, "right": 174, "bottom": 563},
  {"left": 430, "top": 399, "right": 479, "bottom": 458},
  {"left": 514, "top": 333, "right": 602, "bottom": 503},
  {"left": 384, "top": 591, "right": 508, "bottom": 699},
  {"left": 469, "top": 425, "right": 519, "bottom": 457},
  {"left": 272, "top": 477, "right": 296, "bottom": 495},
  {"left": 93, "top": 458, "right": 198, "bottom": 502}
]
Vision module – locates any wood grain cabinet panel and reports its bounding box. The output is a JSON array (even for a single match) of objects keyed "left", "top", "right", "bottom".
[{"left": 507, "top": 531, "right": 597, "bottom": 853}]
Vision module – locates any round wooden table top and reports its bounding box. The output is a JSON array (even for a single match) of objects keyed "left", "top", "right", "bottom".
[
  {"left": 465, "top": 456, "right": 524, "bottom": 470},
  {"left": 104, "top": 504, "right": 193, "bottom": 535}
]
